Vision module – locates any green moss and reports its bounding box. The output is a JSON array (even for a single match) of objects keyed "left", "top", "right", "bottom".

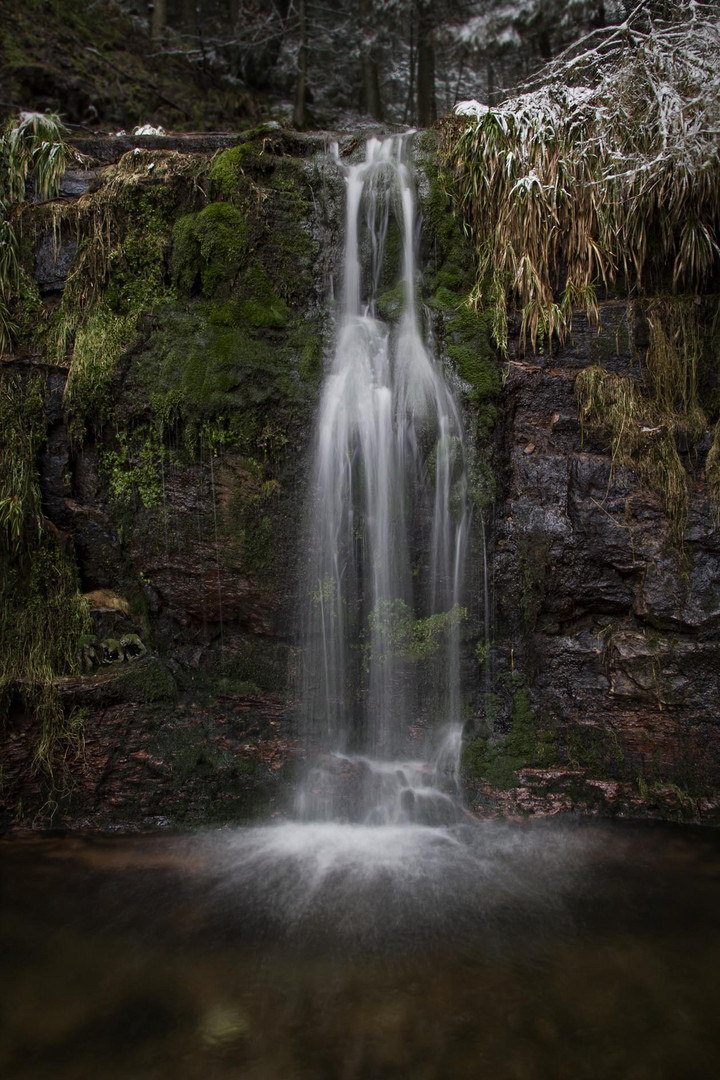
[
  {"left": 446, "top": 344, "right": 500, "bottom": 398},
  {"left": 126, "top": 286, "right": 316, "bottom": 457},
  {"left": 171, "top": 202, "right": 249, "bottom": 299},
  {"left": 141, "top": 311, "right": 274, "bottom": 423},
  {"left": 209, "top": 145, "right": 258, "bottom": 199},
  {"left": 295, "top": 327, "right": 323, "bottom": 383},
  {"left": 64, "top": 304, "right": 136, "bottom": 444},
  {"left": 419, "top": 149, "right": 502, "bottom": 511},
  {"left": 462, "top": 681, "right": 558, "bottom": 789},
  {"left": 204, "top": 298, "right": 245, "bottom": 327},
  {"left": 435, "top": 264, "right": 465, "bottom": 292},
  {"left": 114, "top": 656, "right": 176, "bottom": 703},
  {"left": 380, "top": 219, "right": 403, "bottom": 290},
  {"left": 429, "top": 285, "right": 460, "bottom": 311},
  {"left": 209, "top": 132, "right": 285, "bottom": 200},
  {"left": 52, "top": 175, "right": 183, "bottom": 442},
  {"left": 7, "top": 269, "right": 42, "bottom": 349},
  {"left": 104, "top": 187, "right": 176, "bottom": 314},
  {"left": 462, "top": 734, "right": 524, "bottom": 789},
  {"left": 241, "top": 265, "right": 289, "bottom": 328},
  {"left": 99, "top": 427, "right": 167, "bottom": 514}
]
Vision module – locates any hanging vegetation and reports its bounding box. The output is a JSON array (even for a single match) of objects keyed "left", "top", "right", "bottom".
[
  {"left": 0, "top": 111, "right": 71, "bottom": 353},
  {"left": 706, "top": 422, "right": 720, "bottom": 511},
  {"left": 0, "top": 371, "right": 91, "bottom": 788},
  {"left": 574, "top": 293, "right": 719, "bottom": 541},
  {"left": 440, "top": 1, "right": 720, "bottom": 351},
  {"left": 50, "top": 148, "right": 207, "bottom": 442},
  {"left": 575, "top": 364, "right": 689, "bottom": 543}
]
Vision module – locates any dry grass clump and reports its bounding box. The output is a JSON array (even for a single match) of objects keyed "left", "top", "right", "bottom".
[
  {"left": 575, "top": 296, "right": 718, "bottom": 541},
  {"left": 441, "top": 1, "right": 720, "bottom": 351},
  {"left": 3, "top": 111, "right": 70, "bottom": 202},
  {"left": 705, "top": 422, "right": 720, "bottom": 511},
  {"left": 576, "top": 365, "right": 688, "bottom": 542},
  {"left": 644, "top": 296, "right": 706, "bottom": 438}
]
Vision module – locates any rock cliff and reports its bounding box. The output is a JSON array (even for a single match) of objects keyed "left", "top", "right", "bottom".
[{"left": 1, "top": 129, "right": 719, "bottom": 828}]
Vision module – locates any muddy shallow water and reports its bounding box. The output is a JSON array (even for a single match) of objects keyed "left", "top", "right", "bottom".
[{"left": 2, "top": 819, "right": 719, "bottom": 1080}]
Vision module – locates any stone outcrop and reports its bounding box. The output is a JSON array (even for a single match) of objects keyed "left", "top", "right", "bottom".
[{"left": 464, "top": 301, "right": 720, "bottom": 824}]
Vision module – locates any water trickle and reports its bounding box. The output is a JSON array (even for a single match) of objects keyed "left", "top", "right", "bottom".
[{"left": 300, "top": 135, "right": 469, "bottom": 824}]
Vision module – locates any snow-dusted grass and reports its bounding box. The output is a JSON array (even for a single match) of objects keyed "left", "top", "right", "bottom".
[{"left": 441, "top": 1, "right": 720, "bottom": 351}]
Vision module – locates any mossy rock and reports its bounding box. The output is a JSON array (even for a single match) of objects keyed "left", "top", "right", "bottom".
[
  {"left": 209, "top": 143, "right": 272, "bottom": 199},
  {"left": 241, "top": 265, "right": 289, "bottom": 328},
  {"left": 134, "top": 307, "right": 288, "bottom": 422},
  {"left": 462, "top": 683, "right": 558, "bottom": 789},
  {"left": 98, "top": 638, "right": 124, "bottom": 664},
  {"left": 120, "top": 633, "right": 147, "bottom": 662},
  {"left": 376, "top": 285, "right": 404, "bottom": 322},
  {"left": 209, "top": 129, "right": 287, "bottom": 199},
  {"left": 114, "top": 656, "right": 176, "bottom": 703},
  {"left": 171, "top": 202, "right": 249, "bottom": 299}
]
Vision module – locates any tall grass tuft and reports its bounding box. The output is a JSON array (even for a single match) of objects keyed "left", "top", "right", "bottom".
[{"left": 0, "top": 112, "right": 70, "bottom": 353}]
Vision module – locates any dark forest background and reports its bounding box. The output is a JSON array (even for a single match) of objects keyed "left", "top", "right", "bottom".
[{"left": 0, "top": 0, "right": 628, "bottom": 131}]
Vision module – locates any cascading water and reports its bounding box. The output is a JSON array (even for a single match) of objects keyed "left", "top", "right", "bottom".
[{"left": 299, "top": 134, "right": 470, "bottom": 825}]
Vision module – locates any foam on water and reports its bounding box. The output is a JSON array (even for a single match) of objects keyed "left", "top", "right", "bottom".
[{"left": 203, "top": 819, "right": 603, "bottom": 951}]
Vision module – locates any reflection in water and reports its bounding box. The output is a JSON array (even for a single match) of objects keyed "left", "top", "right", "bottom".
[{"left": 2, "top": 821, "right": 720, "bottom": 1079}]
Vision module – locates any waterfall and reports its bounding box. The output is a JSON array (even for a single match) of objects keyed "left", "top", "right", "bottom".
[{"left": 299, "top": 135, "right": 470, "bottom": 824}]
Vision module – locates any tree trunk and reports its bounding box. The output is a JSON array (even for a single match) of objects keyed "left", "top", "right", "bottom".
[
  {"left": 150, "top": 0, "right": 166, "bottom": 40},
  {"left": 181, "top": 0, "right": 196, "bottom": 33},
  {"left": 486, "top": 60, "right": 495, "bottom": 107},
  {"left": 360, "top": 0, "right": 383, "bottom": 120},
  {"left": 404, "top": 12, "right": 415, "bottom": 125},
  {"left": 292, "top": 0, "right": 308, "bottom": 128},
  {"left": 416, "top": 0, "right": 436, "bottom": 127},
  {"left": 361, "top": 57, "right": 383, "bottom": 121}
]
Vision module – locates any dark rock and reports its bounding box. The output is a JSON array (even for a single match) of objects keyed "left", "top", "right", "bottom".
[
  {"left": 484, "top": 297, "right": 720, "bottom": 822},
  {"left": 35, "top": 232, "right": 77, "bottom": 292},
  {"left": 58, "top": 169, "right": 101, "bottom": 198}
]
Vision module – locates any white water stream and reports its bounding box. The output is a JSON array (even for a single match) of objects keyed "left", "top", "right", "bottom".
[{"left": 299, "top": 135, "right": 470, "bottom": 825}]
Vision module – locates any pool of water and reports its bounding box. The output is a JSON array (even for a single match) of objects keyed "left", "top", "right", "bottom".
[{"left": 2, "top": 819, "right": 719, "bottom": 1079}]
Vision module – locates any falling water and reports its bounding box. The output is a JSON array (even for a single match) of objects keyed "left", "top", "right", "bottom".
[{"left": 300, "top": 135, "right": 469, "bottom": 823}]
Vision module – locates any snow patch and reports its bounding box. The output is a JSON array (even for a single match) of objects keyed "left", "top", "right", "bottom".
[
  {"left": 455, "top": 100, "right": 489, "bottom": 118},
  {"left": 133, "top": 124, "right": 166, "bottom": 137}
]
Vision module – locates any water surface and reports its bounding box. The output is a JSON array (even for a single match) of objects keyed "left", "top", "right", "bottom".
[{"left": 2, "top": 819, "right": 720, "bottom": 1079}]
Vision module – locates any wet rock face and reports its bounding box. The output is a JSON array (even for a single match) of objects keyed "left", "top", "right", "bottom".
[
  {"left": 473, "top": 301, "right": 720, "bottom": 824},
  {"left": 3, "top": 133, "right": 720, "bottom": 829},
  {"left": 0, "top": 130, "right": 344, "bottom": 830}
]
